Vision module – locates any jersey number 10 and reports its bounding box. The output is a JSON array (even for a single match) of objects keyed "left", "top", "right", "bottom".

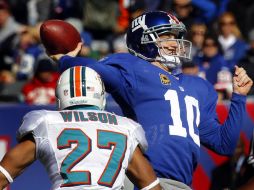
[{"left": 165, "top": 90, "right": 200, "bottom": 146}]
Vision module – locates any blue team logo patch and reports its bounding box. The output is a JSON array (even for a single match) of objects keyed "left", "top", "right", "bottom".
[{"left": 159, "top": 73, "right": 171, "bottom": 85}]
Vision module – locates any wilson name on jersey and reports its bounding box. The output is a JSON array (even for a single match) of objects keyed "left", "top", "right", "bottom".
[{"left": 17, "top": 110, "right": 147, "bottom": 190}]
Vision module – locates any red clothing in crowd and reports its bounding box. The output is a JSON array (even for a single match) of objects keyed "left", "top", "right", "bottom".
[{"left": 22, "top": 72, "right": 59, "bottom": 105}]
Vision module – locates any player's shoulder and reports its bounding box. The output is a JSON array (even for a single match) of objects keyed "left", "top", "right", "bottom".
[
  {"left": 116, "top": 114, "right": 146, "bottom": 136},
  {"left": 17, "top": 110, "right": 62, "bottom": 141},
  {"left": 22, "top": 110, "right": 62, "bottom": 123},
  {"left": 17, "top": 110, "right": 46, "bottom": 140},
  {"left": 102, "top": 111, "right": 147, "bottom": 151},
  {"left": 116, "top": 114, "right": 147, "bottom": 150},
  {"left": 115, "top": 113, "right": 140, "bottom": 126},
  {"left": 179, "top": 74, "right": 218, "bottom": 103},
  {"left": 180, "top": 74, "right": 214, "bottom": 90},
  {"left": 105, "top": 111, "right": 142, "bottom": 130},
  {"left": 98, "top": 53, "right": 147, "bottom": 66},
  {"left": 180, "top": 74, "right": 208, "bottom": 84},
  {"left": 22, "top": 110, "right": 47, "bottom": 124},
  {"left": 99, "top": 53, "right": 139, "bottom": 62}
]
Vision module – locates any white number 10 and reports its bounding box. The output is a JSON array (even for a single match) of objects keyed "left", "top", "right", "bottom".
[{"left": 164, "top": 90, "right": 200, "bottom": 146}]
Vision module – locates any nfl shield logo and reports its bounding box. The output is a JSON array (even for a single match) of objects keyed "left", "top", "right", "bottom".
[
  {"left": 160, "top": 73, "right": 171, "bottom": 85},
  {"left": 64, "top": 89, "right": 69, "bottom": 96}
]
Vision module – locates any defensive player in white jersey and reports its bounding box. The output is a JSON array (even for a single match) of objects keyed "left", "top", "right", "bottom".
[{"left": 0, "top": 66, "right": 162, "bottom": 190}]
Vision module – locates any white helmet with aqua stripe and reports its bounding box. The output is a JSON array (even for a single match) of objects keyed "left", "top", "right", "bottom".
[{"left": 56, "top": 66, "right": 106, "bottom": 110}]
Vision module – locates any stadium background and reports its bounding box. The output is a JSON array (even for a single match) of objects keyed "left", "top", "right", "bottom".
[
  {"left": 0, "top": 0, "right": 254, "bottom": 189},
  {"left": 0, "top": 95, "right": 253, "bottom": 190}
]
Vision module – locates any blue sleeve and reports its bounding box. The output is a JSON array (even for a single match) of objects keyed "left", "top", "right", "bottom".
[
  {"left": 191, "top": 0, "right": 216, "bottom": 22},
  {"left": 199, "top": 85, "right": 247, "bottom": 155},
  {"left": 59, "top": 55, "right": 122, "bottom": 92},
  {"left": 227, "top": 41, "right": 249, "bottom": 71},
  {"left": 59, "top": 55, "right": 97, "bottom": 72},
  {"left": 59, "top": 54, "right": 138, "bottom": 93},
  {"left": 215, "top": 0, "right": 230, "bottom": 18}
]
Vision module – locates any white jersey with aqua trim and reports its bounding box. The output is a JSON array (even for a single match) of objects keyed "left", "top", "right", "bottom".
[{"left": 17, "top": 109, "right": 147, "bottom": 190}]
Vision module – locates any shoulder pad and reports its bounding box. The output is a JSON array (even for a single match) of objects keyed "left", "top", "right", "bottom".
[
  {"left": 16, "top": 110, "right": 47, "bottom": 141},
  {"left": 127, "top": 119, "right": 148, "bottom": 152}
]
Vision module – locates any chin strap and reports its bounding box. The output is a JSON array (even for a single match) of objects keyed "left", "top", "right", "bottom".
[
  {"left": 156, "top": 53, "right": 181, "bottom": 68},
  {"left": 158, "top": 60, "right": 182, "bottom": 75}
]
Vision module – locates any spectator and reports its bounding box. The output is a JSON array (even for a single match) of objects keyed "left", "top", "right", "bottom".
[
  {"left": 128, "top": 0, "right": 146, "bottom": 21},
  {"left": 171, "top": 0, "right": 193, "bottom": 29},
  {"left": 65, "top": 18, "right": 93, "bottom": 57},
  {"left": 210, "top": 137, "right": 248, "bottom": 190},
  {"left": 238, "top": 130, "right": 254, "bottom": 190},
  {"left": 171, "top": 0, "right": 216, "bottom": 29},
  {"left": 27, "top": 0, "right": 52, "bottom": 26},
  {"left": 51, "top": 0, "right": 83, "bottom": 20},
  {"left": 181, "top": 61, "right": 199, "bottom": 76},
  {"left": 211, "top": 130, "right": 254, "bottom": 190},
  {"left": 21, "top": 56, "right": 59, "bottom": 105},
  {"left": 214, "top": 68, "right": 233, "bottom": 102},
  {"left": 116, "top": 0, "right": 131, "bottom": 34},
  {"left": 0, "top": 70, "right": 15, "bottom": 85},
  {"left": 0, "top": 70, "right": 24, "bottom": 103},
  {"left": 188, "top": 22, "right": 207, "bottom": 58},
  {"left": 112, "top": 35, "right": 128, "bottom": 53},
  {"left": 217, "top": 12, "right": 248, "bottom": 72},
  {"left": 16, "top": 23, "right": 44, "bottom": 80},
  {"left": 227, "top": 0, "right": 254, "bottom": 39},
  {"left": 193, "top": 33, "right": 229, "bottom": 86},
  {"left": 212, "top": 0, "right": 231, "bottom": 19},
  {"left": 82, "top": 0, "right": 118, "bottom": 40},
  {"left": 193, "top": 33, "right": 234, "bottom": 102},
  {"left": 237, "top": 29, "right": 254, "bottom": 96},
  {"left": 143, "top": 0, "right": 166, "bottom": 11},
  {"left": 9, "top": 0, "right": 28, "bottom": 25},
  {"left": 0, "top": 0, "right": 23, "bottom": 72}
]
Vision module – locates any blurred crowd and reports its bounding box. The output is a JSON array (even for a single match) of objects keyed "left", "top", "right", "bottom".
[{"left": 0, "top": 0, "right": 254, "bottom": 105}]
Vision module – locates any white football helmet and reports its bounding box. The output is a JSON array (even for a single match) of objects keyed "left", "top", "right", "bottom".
[{"left": 56, "top": 66, "right": 106, "bottom": 110}]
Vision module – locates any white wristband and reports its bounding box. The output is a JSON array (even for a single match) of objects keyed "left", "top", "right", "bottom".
[
  {"left": 0, "top": 165, "right": 13, "bottom": 183},
  {"left": 141, "top": 178, "right": 160, "bottom": 190}
]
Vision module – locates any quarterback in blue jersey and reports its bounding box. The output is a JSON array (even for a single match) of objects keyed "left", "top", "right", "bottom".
[{"left": 51, "top": 11, "right": 253, "bottom": 189}]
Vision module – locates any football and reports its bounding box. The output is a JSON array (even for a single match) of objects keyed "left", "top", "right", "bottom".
[{"left": 40, "top": 19, "right": 82, "bottom": 55}]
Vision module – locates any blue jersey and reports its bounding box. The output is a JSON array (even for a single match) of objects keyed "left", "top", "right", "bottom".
[{"left": 59, "top": 53, "right": 246, "bottom": 185}]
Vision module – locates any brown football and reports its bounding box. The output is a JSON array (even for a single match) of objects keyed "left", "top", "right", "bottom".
[{"left": 40, "top": 20, "right": 81, "bottom": 55}]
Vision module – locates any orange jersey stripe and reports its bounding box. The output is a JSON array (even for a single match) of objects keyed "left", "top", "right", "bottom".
[{"left": 75, "top": 66, "right": 82, "bottom": 96}]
